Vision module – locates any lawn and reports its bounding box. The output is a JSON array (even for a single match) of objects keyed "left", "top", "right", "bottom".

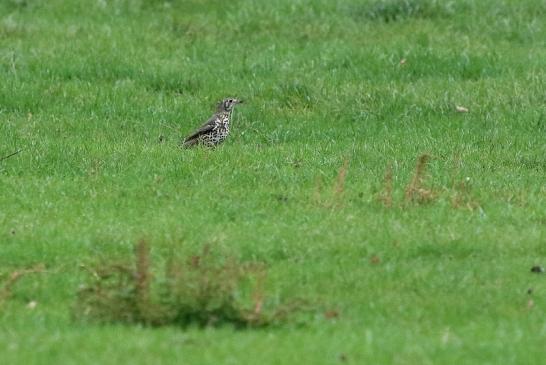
[{"left": 1, "top": 0, "right": 545, "bottom": 363}]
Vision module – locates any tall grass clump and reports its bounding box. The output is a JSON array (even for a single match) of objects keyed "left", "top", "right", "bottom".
[
  {"left": 75, "top": 241, "right": 304, "bottom": 328},
  {"left": 0, "top": 264, "right": 45, "bottom": 307}
]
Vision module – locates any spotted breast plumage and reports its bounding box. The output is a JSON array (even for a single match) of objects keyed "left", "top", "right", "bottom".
[{"left": 182, "top": 98, "right": 243, "bottom": 148}]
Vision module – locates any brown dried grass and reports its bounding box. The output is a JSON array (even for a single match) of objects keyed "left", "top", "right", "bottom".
[
  {"left": 378, "top": 163, "right": 393, "bottom": 207},
  {"left": 75, "top": 242, "right": 307, "bottom": 328},
  {"left": 0, "top": 264, "right": 45, "bottom": 305},
  {"left": 333, "top": 158, "right": 350, "bottom": 198},
  {"left": 404, "top": 154, "right": 437, "bottom": 204}
]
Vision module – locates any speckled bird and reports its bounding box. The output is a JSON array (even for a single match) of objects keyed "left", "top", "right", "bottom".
[{"left": 182, "top": 98, "right": 243, "bottom": 148}]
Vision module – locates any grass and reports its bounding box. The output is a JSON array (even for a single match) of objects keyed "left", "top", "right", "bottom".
[
  {"left": 1, "top": 0, "right": 545, "bottom": 363},
  {"left": 75, "top": 240, "right": 305, "bottom": 328}
]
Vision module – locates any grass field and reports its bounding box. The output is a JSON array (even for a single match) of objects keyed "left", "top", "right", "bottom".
[{"left": 1, "top": 0, "right": 546, "bottom": 363}]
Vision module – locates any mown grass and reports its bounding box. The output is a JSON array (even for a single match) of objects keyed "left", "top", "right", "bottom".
[{"left": 1, "top": 0, "right": 545, "bottom": 363}]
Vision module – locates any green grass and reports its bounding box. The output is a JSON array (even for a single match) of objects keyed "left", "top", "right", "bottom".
[{"left": 1, "top": 0, "right": 545, "bottom": 363}]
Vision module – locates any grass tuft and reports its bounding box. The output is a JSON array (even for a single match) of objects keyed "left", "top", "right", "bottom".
[
  {"left": 376, "top": 155, "right": 483, "bottom": 209},
  {"left": 276, "top": 81, "right": 316, "bottom": 109},
  {"left": 404, "top": 154, "right": 436, "bottom": 204},
  {"left": 0, "top": 264, "right": 45, "bottom": 306},
  {"left": 134, "top": 239, "right": 152, "bottom": 320},
  {"left": 357, "top": 0, "right": 457, "bottom": 22},
  {"left": 312, "top": 158, "right": 351, "bottom": 208},
  {"left": 450, "top": 178, "right": 480, "bottom": 211},
  {"left": 75, "top": 242, "right": 305, "bottom": 328},
  {"left": 378, "top": 163, "right": 393, "bottom": 207},
  {"left": 333, "top": 158, "right": 350, "bottom": 203}
]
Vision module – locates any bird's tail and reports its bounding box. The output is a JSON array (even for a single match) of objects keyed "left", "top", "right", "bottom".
[{"left": 181, "top": 137, "right": 198, "bottom": 148}]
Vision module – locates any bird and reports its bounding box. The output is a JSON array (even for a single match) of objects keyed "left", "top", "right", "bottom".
[{"left": 182, "top": 98, "right": 243, "bottom": 148}]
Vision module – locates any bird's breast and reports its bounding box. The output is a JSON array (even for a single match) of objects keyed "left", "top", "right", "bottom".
[{"left": 214, "top": 115, "right": 230, "bottom": 133}]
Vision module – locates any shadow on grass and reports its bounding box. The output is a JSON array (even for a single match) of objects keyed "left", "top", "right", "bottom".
[{"left": 350, "top": 0, "right": 458, "bottom": 23}]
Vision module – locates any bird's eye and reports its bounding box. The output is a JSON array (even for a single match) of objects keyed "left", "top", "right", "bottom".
[{"left": 229, "top": 99, "right": 233, "bottom": 103}]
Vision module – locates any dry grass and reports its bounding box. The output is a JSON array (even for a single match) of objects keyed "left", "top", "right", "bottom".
[
  {"left": 376, "top": 154, "right": 481, "bottom": 208},
  {"left": 378, "top": 163, "right": 394, "bottom": 207},
  {"left": 311, "top": 158, "right": 350, "bottom": 208},
  {"left": 134, "top": 239, "right": 153, "bottom": 320},
  {"left": 448, "top": 156, "right": 481, "bottom": 211},
  {"left": 333, "top": 158, "right": 350, "bottom": 200},
  {"left": 404, "top": 154, "right": 437, "bottom": 204},
  {"left": 450, "top": 178, "right": 481, "bottom": 211},
  {"left": 75, "top": 242, "right": 307, "bottom": 328},
  {"left": 0, "top": 264, "right": 45, "bottom": 306},
  {"left": 312, "top": 175, "right": 323, "bottom": 205}
]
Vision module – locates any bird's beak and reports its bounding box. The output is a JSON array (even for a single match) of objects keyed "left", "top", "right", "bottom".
[{"left": 238, "top": 99, "right": 244, "bottom": 104}]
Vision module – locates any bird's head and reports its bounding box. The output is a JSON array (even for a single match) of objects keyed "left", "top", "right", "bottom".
[{"left": 217, "top": 98, "right": 243, "bottom": 112}]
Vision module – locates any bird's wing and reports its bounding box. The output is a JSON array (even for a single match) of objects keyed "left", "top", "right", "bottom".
[{"left": 183, "top": 115, "right": 218, "bottom": 143}]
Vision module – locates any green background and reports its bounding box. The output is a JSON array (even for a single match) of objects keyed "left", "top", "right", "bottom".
[{"left": 1, "top": 0, "right": 545, "bottom": 363}]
